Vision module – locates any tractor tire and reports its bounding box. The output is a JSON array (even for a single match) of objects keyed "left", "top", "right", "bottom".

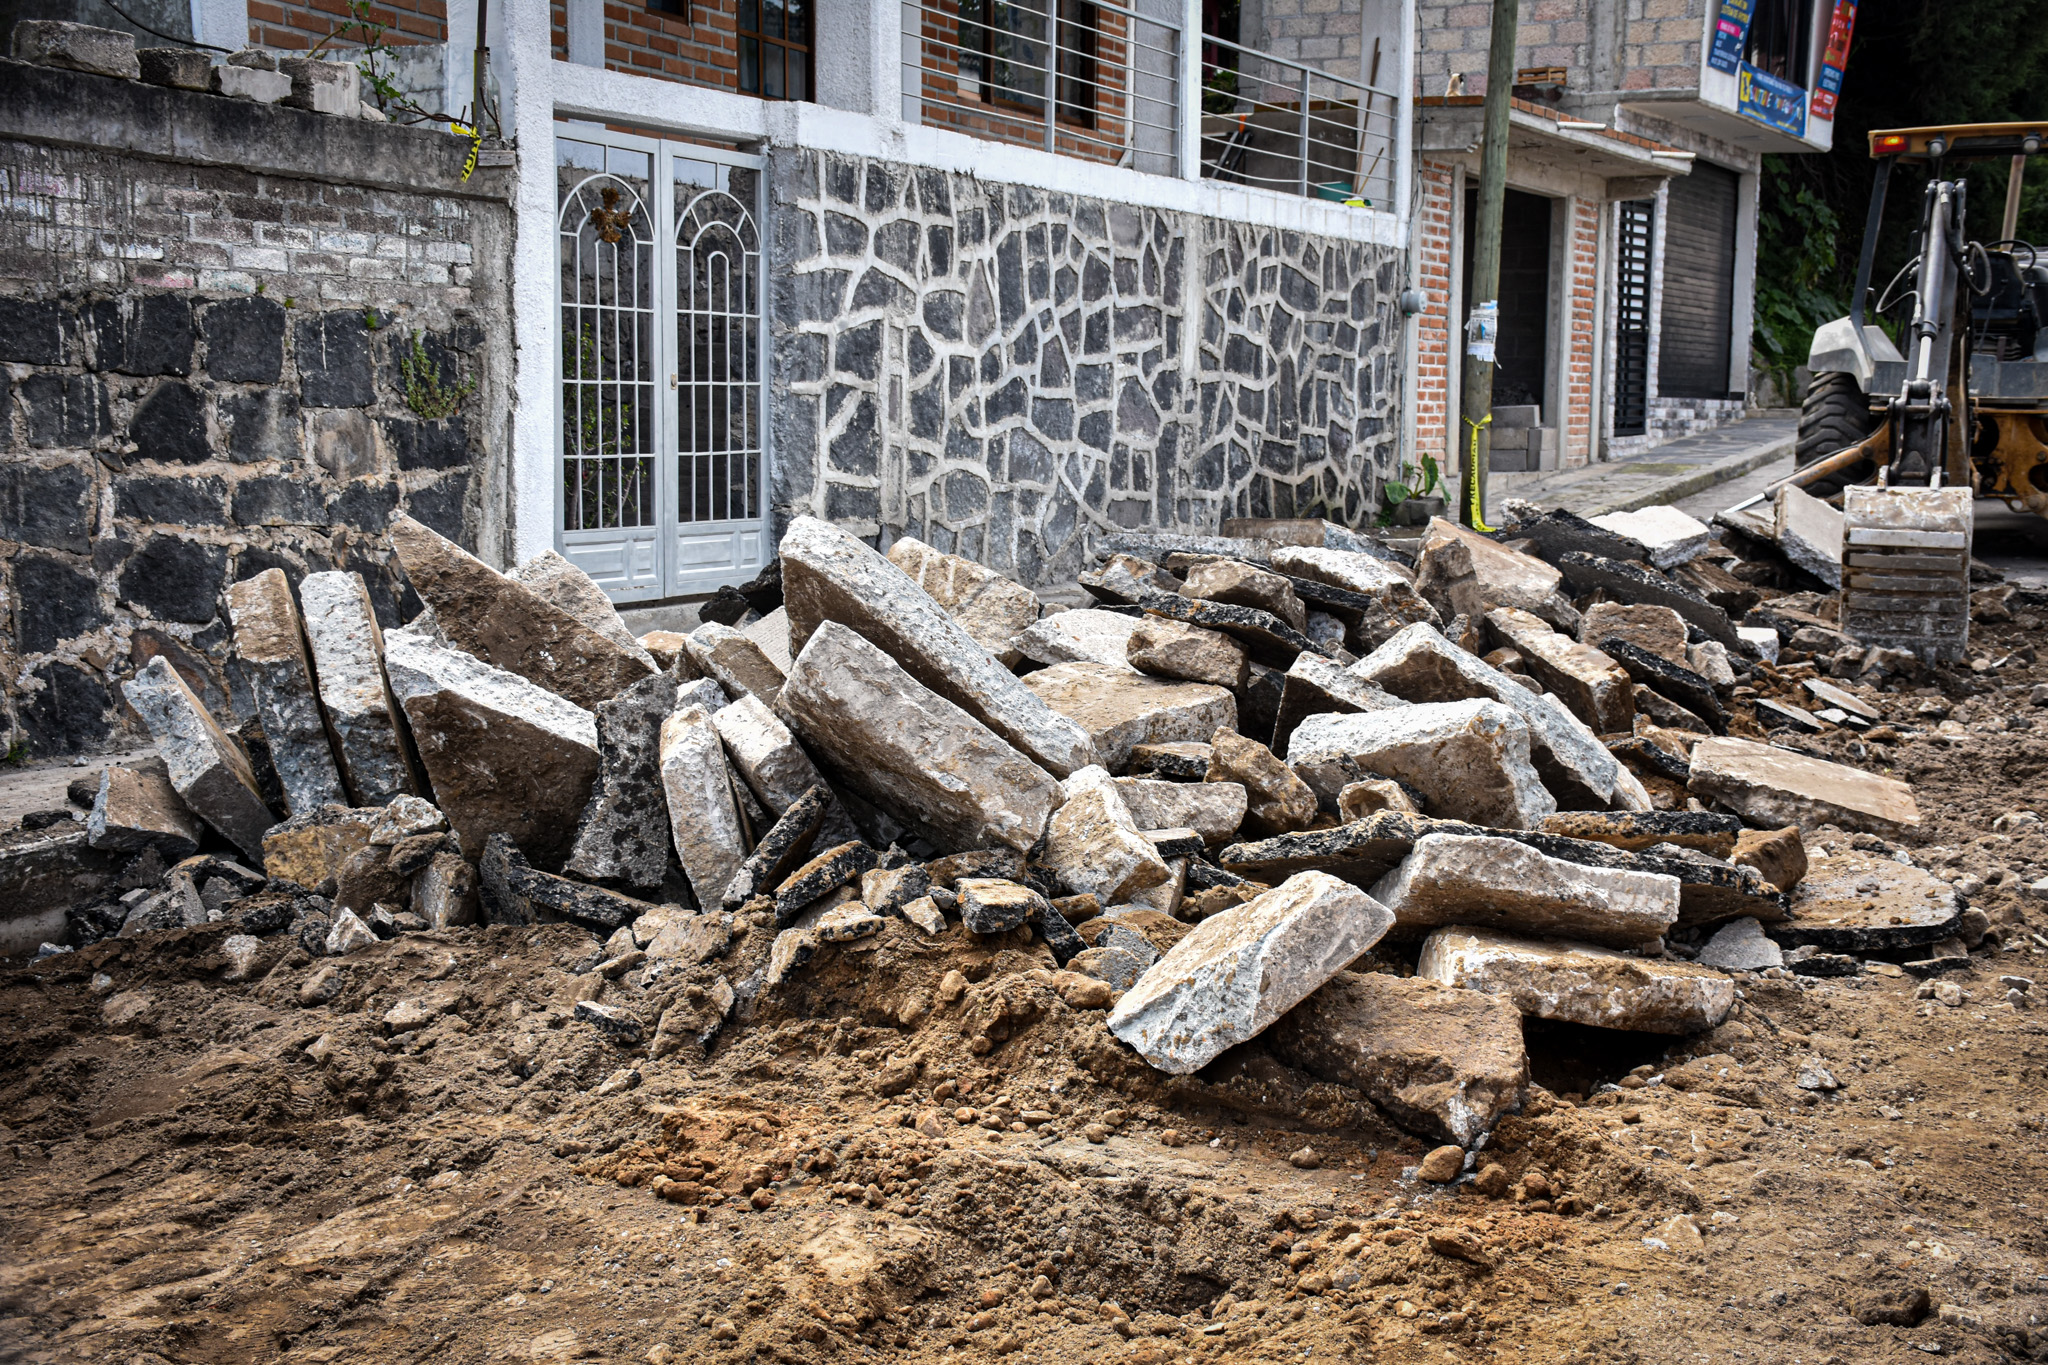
[{"left": 1794, "top": 371, "right": 1878, "bottom": 498}]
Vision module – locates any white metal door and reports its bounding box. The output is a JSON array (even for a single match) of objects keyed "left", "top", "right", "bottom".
[{"left": 555, "top": 128, "right": 769, "bottom": 601}]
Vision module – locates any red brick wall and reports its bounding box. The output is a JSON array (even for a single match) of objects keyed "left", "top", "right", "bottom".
[
  {"left": 910, "top": 0, "right": 1136, "bottom": 164},
  {"left": 1563, "top": 194, "right": 1598, "bottom": 465},
  {"left": 1411, "top": 157, "right": 1455, "bottom": 465},
  {"left": 249, "top": 0, "right": 447, "bottom": 51}
]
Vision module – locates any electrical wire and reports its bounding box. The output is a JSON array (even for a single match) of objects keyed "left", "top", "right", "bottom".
[{"left": 98, "top": 0, "right": 234, "bottom": 51}]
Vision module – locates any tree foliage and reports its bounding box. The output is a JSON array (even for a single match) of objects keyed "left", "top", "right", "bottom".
[{"left": 1753, "top": 0, "right": 2048, "bottom": 387}]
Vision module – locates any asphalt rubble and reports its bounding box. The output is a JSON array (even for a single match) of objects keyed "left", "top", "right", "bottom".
[{"left": 14, "top": 493, "right": 2048, "bottom": 1359}]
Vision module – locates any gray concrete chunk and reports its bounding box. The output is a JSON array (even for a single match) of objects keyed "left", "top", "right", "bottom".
[
  {"left": 383, "top": 632, "right": 599, "bottom": 870},
  {"left": 781, "top": 516, "right": 1096, "bottom": 776},
  {"left": 659, "top": 704, "right": 748, "bottom": 911},
  {"left": 886, "top": 536, "right": 1041, "bottom": 667},
  {"left": 778, "top": 621, "right": 1061, "bottom": 853},
  {"left": 300, "top": 570, "right": 418, "bottom": 807},
  {"left": 1287, "top": 700, "right": 1556, "bottom": 829},
  {"left": 1040, "top": 765, "right": 1170, "bottom": 903},
  {"left": 121, "top": 658, "right": 274, "bottom": 862},
  {"left": 1107, "top": 870, "right": 1394, "bottom": 1074},
  {"left": 1419, "top": 927, "right": 1735, "bottom": 1035},
  {"left": 1370, "top": 832, "right": 1680, "bottom": 947},
  {"left": 1687, "top": 736, "right": 1919, "bottom": 835},
  {"left": 563, "top": 672, "right": 680, "bottom": 895},
  {"left": 511, "top": 549, "right": 660, "bottom": 670},
  {"left": 88, "top": 760, "right": 202, "bottom": 859},
  {"left": 1021, "top": 660, "right": 1236, "bottom": 772},
  {"left": 1014, "top": 609, "right": 1144, "bottom": 671},
  {"left": 228, "top": 569, "right": 347, "bottom": 815}
]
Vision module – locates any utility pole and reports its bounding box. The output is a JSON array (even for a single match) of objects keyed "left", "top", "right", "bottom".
[{"left": 1458, "top": 0, "right": 1519, "bottom": 528}]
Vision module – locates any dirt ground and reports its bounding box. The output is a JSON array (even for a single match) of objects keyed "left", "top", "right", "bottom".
[{"left": 5, "top": 623, "right": 2048, "bottom": 1365}]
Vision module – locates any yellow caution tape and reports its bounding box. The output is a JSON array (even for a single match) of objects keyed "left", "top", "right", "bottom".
[
  {"left": 1462, "top": 414, "right": 1494, "bottom": 532},
  {"left": 452, "top": 122, "right": 481, "bottom": 182}
]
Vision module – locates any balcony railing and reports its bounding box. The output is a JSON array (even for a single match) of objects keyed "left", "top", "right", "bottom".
[
  {"left": 904, "top": 0, "right": 1184, "bottom": 178},
  {"left": 1199, "top": 35, "right": 1398, "bottom": 208}
]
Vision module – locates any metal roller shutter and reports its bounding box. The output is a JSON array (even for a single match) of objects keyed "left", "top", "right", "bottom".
[{"left": 1658, "top": 161, "right": 1739, "bottom": 400}]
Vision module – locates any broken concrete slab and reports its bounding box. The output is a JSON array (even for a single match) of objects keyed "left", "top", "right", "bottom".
[
  {"left": 1554, "top": 551, "right": 1741, "bottom": 648},
  {"left": 1079, "top": 553, "right": 1180, "bottom": 606},
  {"left": 1774, "top": 485, "right": 1844, "bottom": 589},
  {"left": 1014, "top": 609, "right": 1145, "bottom": 672},
  {"left": 957, "top": 877, "right": 1049, "bottom": 934},
  {"left": 120, "top": 657, "right": 274, "bottom": 862},
  {"left": 1112, "top": 777, "right": 1247, "bottom": 847},
  {"left": 87, "top": 762, "right": 202, "bottom": 859},
  {"left": 1736, "top": 626, "right": 1781, "bottom": 663},
  {"left": 1351, "top": 623, "right": 1645, "bottom": 813},
  {"left": 1505, "top": 507, "right": 1648, "bottom": 565},
  {"left": 1370, "top": 833, "right": 1680, "bottom": 948},
  {"left": 741, "top": 609, "right": 794, "bottom": 675},
  {"left": 682, "top": 623, "right": 786, "bottom": 704},
  {"left": 299, "top": 570, "right": 418, "bottom": 807},
  {"left": 1128, "top": 741, "right": 1213, "bottom": 781},
  {"left": 383, "top": 631, "right": 600, "bottom": 870},
  {"left": 227, "top": 569, "right": 346, "bottom": 815},
  {"left": 780, "top": 621, "right": 1061, "bottom": 853},
  {"left": 389, "top": 516, "right": 656, "bottom": 710},
  {"left": 563, "top": 672, "right": 680, "bottom": 895},
  {"left": 260, "top": 805, "right": 378, "bottom": 892},
  {"left": 1687, "top": 737, "right": 1919, "bottom": 835},
  {"left": 1589, "top": 505, "right": 1712, "bottom": 570},
  {"left": 1696, "top": 917, "right": 1783, "bottom": 971},
  {"left": 1418, "top": 927, "right": 1735, "bottom": 1034},
  {"left": 1732, "top": 825, "right": 1807, "bottom": 892},
  {"left": 1207, "top": 727, "right": 1318, "bottom": 837},
  {"left": 1599, "top": 638, "right": 1727, "bottom": 733},
  {"left": 1020, "top": 660, "right": 1237, "bottom": 773},
  {"left": 1125, "top": 616, "right": 1250, "bottom": 690},
  {"left": 1272, "top": 652, "right": 1405, "bottom": 754},
  {"left": 1801, "top": 677, "right": 1882, "bottom": 721},
  {"left": 1288, "top": 700, "right": 1554, "bottom": 829},
  {"left": 1485, "top": 607, "right": 1634, "bottom": 736},
  {"left": 478, "top": 833, "right": 649, "bottom": 931},
  {"left": 510, "top": 550, "right": 660, "bottom": 671},
  {"left": 1040, "top": 766, "right": 1171, "bottom": 903},
  {"left": 774, "top": 841, "right": 878, "bottom": 925},
  {"left": 1579, "top": 602, "right": 1691, "bottom": 669},
  {"left": 1267, "top": 970, "right": 1528, "bottom": 1145},
  {"left": 1772, "top": 850, "right": 1960, "bottom": 953},
  {"left": 709, "top": 693, "right": 858, "bottom": 848},
  {"left": 1268, "top": 544, "right": 1428, "bottom": 607},
  {"left": 1538, "top": 810, "right": 1741, "bottom": 858},
  {"left": 657, "top": 704, "right": 749, "bottom": 913},
  {"left": 1635, "top": 685, "right": 1714, "bottom": 734},
  {"left": 722, "top": 784, "right": 829, "bottom": 910},
  {"left": 1135, "top": 594, "right": 1324, "bottom": 668},
  {"left": 1179, "top": 558, "right": 1308, "bottom": 632},
  {"left": 1416, "top": 518, "right": 1579, "bottom": 631},
  {"left": 860, "top": 864, "right": 931, "bottom": 916},
  {"left": 1337, "top": 777, "right": 1420, "bottom": 820},
  {"left": 411, "top": 851, "right": 479, "bottom": 929},
  {"left": 781, "top": 516, "right": 1095, "bottom": 777},
  {"left": 886, "top": 537, "right": 1043, "bottom": 669},
  {"left": 1106, "top": 870, "right": 1394, "bottom": 1074}
]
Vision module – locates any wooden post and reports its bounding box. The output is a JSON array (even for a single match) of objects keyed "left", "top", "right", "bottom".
[{"left": 1458, "top": 0, "right": 1518, "bottom": 528}]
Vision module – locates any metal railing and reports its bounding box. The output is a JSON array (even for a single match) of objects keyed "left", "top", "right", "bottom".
[
  {"left": 902, "top": 0, "right": 1183, "bottom": 177},
  {"left": 1198, "top": 34, "right": 1398, "bottom": 208}
]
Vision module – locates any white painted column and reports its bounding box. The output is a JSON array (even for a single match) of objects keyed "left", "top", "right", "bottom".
[
  {"left": 443, "top": 0, "right": 479, "bottom": 124},
  {"left": 1179, "top": 0, "right": 1200, "bottom": 180},
  {"left": 1730, "top": 167, "right": 1759, "bottom": 401},
  {"left": 566, "top": 0, "right": 604, "bottom": 68},
  {"left": 506, "top": 0, "right": 560, "bottom": 568},
  {"left": 190, "top": 0, "right": 247, "bottom": 49},
  {"left": 816, "top": 0, "right": 902, "bottom": 121},
  {"left": 1393, "top": 0, "right": 1413, "bottom": 232}
]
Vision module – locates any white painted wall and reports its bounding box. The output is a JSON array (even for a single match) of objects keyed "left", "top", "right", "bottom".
[
  {"left": 1730, "top": 168, "right": 1759, "bottom": 399},
  {"left": 566, "top": 0, "right": 603, "bottom": 68},
  {"left": 189, "top": 0, "right": 245, "bottom": 49}
]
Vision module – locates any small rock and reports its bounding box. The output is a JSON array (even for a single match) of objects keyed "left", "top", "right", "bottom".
[
  {"left": 324, "top": 907, "right": 378, "bottom": 955},
  {"left": 1288, "top": 1146, "right": 1320, "bottom": 1169},
  {"left": 1695, "top": 917, "right": 1783, "bottom": 971},
  {"left": 956, "top": 878, "right": 1048, "bottom": 934},
  {"left": 385, "top": 999, "right": 436, "bottom": 1034},
  {"left": 575, "top": 1000, "right": 644, "bottom": 1045},
  {"left": 1417, "top": 1146, "right": 1464, "bottom": 1183},
  {"left": 298, "top": 963, "right": 343, "bottom": 1005}
]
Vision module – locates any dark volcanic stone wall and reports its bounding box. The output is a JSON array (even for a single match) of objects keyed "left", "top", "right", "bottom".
[
  {"left": 0, "top": 60, "right": 512, "bottom": 759},
  {"left": 767, "top": 149, "right": 1404, "bottom": 588}
]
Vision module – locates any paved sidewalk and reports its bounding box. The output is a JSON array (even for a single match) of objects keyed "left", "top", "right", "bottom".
[{"left": 1492, "top": 413, "right": 1798, "bottom": 518}]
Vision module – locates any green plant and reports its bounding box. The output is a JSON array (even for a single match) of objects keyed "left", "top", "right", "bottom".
[
  {"left": 364, "top": 306, "right": 382, "bottom": 331},
  {"left": 1753, "top": 155, "right": 1850, "bottom": 397},
  {"left": 402, "top": 330, "right": 477, "bottom": 420},
  {"left": 1375, "top": 455, "right": 1444, "bottom": 526},
  {"left": 2, "top": 740, "right": 26, "bottom": 767}
]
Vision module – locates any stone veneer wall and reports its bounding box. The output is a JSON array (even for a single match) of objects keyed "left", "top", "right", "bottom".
[
  {"left": 0, "top": 60, "right": 513, "bottom": 759},
  {"left": 767, "top": 149, "right": 1405, "bottom": 587}
]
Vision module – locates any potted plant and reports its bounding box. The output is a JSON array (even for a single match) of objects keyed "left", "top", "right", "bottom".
[{"left": 1378, "top": 455, "right": 1446, "bottom": 527}]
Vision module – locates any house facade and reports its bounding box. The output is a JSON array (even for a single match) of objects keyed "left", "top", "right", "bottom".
[{"left": 1407, "top": 0, "right": 1848, "bottom": 479}]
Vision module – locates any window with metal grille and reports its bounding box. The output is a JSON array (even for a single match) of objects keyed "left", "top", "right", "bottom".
[
  {"left": 1613, "top": 198, "right": 1653, "bottom": 438},
  {"left": 738, "top": 0, "right": 812, "bottom": 101}
]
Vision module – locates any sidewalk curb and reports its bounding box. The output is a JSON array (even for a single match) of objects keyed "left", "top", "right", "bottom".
[{"left": 1578, "top": 435, "right": 1796, "bottom": 518}]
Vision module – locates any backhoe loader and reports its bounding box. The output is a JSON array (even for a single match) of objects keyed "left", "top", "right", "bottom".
[{"left": 1755, "top": 123, "right": 2048, "bottom": 661}]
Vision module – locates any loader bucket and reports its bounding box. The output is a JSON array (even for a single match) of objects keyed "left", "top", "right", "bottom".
[{"left": 1840, "top": 485, "right": 1973, "bottom": 662}]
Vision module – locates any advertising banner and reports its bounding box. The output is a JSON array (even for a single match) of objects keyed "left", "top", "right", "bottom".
[
  {"left": 1737, "top": 63, "right": 1808, "bottom": 137},
  {"left": 1811, "top": 0, "right": 1857, "bottom": 120},
  {"left": 1708, "top": 0, "right": 1754, "bottom": 75}
]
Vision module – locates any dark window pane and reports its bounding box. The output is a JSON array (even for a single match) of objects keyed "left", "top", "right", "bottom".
[
  {"left": 762, "top": 0, "right": 783, "bottom": 39},
  {"left": 786, "top": 0, "right": 808, "bottom": 44},
  {"left": 739, "top": 36, "right": 759, "bottom": 92},
  {"left": 764, "top": 46, "right": 784, "bottom": 98},
  {"left": 738, "top": 0, "right": 757, "bottom": 31},
  {"left": 788, "top": 52, "right": 808, "bottom": 100}
]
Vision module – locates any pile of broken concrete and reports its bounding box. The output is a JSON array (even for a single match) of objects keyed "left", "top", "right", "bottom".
[{"left": 64, "top": 497, "right": 1974, "bottom": 1152}]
